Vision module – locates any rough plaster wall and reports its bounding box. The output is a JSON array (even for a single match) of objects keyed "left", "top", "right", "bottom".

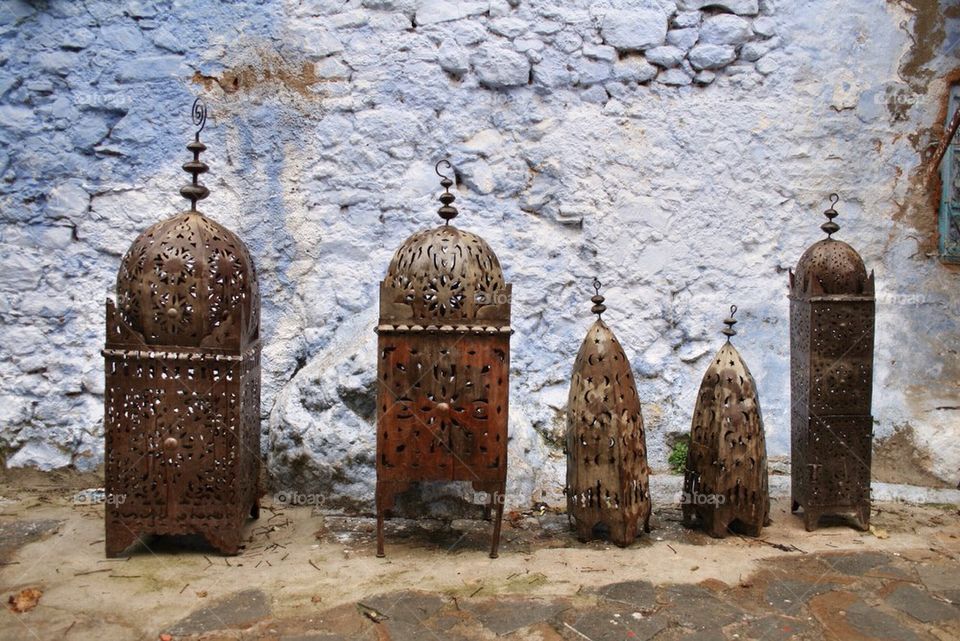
[{"left": 0, "top": 0, "right": 956, "bottom": 509}]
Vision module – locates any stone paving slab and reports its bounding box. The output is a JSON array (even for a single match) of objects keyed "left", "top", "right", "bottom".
[
  {"left": 557, "top": 608, "right": 668, "bottom": 641},
  {"left": 0, "top": 519, "right": 61, "bottom": 562},
  {"left": 822, "top": 551, "right": 894, "bottom": 576},
  {"left": 592, "top": 579, "right": 657, "bottom": 610},
  {"left": 764, "top": 577, "right": 838, "bottom": 614},
  {"left": 886, "top": 584, "right": 959, "bottom": 624},
  {"left": 658, "top": 583, "right": 745, "bottom": 630},
  {"left": 464, "top": 595, "right": 568, "bottom": 635},
  {"left": 165, "top": 588, "right": 271, "bottom": 636}
]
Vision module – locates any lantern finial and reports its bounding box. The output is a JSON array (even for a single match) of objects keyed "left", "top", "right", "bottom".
[
  {"left": 821, "top": 193, "right": 840, "bottom": 238},
  {"left": 590, "top": 277, "right": 606, "bottom": 319},
  {"left": 180, "top": 98, "right": 210, "bottom": 211},
  {"left": 722, "top": 304, "right": 738, "bottom": 339},
  {"left": 435, "top": 159, "right": 458, "bottom": 225}
]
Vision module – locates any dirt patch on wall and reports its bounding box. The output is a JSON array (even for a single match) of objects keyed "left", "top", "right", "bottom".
[
  {"left": 873, "top": 424, "right": 951, "bottom": 487},
  {"left": 894, "top": 0, "right": 954, "bottom": 94},
  {"left": 889, "top": 1, "right": 960, "bottom": 248},
  {"left": 190, "top": 46, "right": 337, "bottom": 119}
]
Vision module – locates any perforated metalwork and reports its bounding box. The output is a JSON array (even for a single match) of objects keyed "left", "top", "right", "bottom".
[
  {"left": 564, "top": 283, "right": 651, "bottom": 547},
  {"left": 682, "top": 310, "right": 769, "bottom": 538},
  {"left": 103, "top": 102, "right": 261, "bottom": 557},
  {"left": 789, "top": 197, "right": 875, "bottom": 531},
  {"left": 375, "top": 162, "right": 511, "bottom": 558}
]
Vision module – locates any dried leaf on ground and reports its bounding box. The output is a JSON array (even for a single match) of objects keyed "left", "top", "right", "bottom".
[{"left": 7, "top": 587, "right": 42, "bottom": 613}]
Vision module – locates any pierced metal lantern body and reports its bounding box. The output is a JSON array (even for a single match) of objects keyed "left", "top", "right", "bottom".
[
  {"left": 103, "top": 103, "right": 261, "bottom": 557},
  {"left": 565, "top": 282, "right": 651, "bottom": 546},
  {"left": 789, "top": 196, "right": 875, "bottom": 531},
  {"left": 682, "top": 307, "right": 770, "bottom": 538},
  {"left": 375, "top": 162, "right": 511, "bottom": 559}
]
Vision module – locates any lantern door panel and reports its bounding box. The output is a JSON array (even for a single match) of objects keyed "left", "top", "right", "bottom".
[
  {"left": 105, "top": 357, "right": 244, "bottom": 528},
  {"left": 804, "top": 415, "right": 872, "bottom": 506},
  {"left": 809, "top": 300, "right": 874, "bottom": 416},
  {"left": 377, "top": 335, "right": 508, "bottom": 483}
]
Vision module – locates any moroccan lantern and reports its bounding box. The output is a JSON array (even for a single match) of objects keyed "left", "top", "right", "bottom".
[
  {"left": 789, "top": 194, "right": 875, "bottom": 531},
  {"left": 682, "top": 306, "right": 770, "bottom": 537},
  {"left": 375, "top": 160, "right": 512, "bottom": 558},
  {"left": 565, "top": 279, "right": 651, "bottom": 546},
  {"left": 103, "top": 100, "right": 261, "bottom": 556}
]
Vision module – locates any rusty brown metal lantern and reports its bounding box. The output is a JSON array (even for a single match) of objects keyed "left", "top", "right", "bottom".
[
  {"left": 682, "top": 306, "right": 770, "bottom": 537},
  {"left": 565, "top": 279, "right": 651, "bottom": 546},
  {"left": 375, "top": 160, "right": 512, "bottom": 558},
  {"left": 789, "top": 195, "right": 875, "bottom": 531},
  {"left": 103, "top": 100, "right": 261, "bottom": 556}
]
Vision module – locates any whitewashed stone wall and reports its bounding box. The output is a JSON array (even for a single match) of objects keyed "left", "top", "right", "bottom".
[{"left": 0, "top": 0, "right": 956, "bottom": 509}]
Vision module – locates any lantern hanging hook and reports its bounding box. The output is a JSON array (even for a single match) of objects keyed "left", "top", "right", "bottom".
[
  {"left": 722, "top": 304, "right": 738, "bottom": 339},
  {"left": 180, "top": 97, "right": 210, "bottom": 211},
  {"left": 435, "top": 159, "right": 458, "bottom": 225},
  {"left": 821, "top": 193, "right": 840, "bottom": 238},
  {"left": 435, "top": 159, "right": 451, "bottom": 179},
  {"left": 191, "top": 97, "right": 207, "bottom": 139},
  {"left": 590, "top": 277, "right": 606, "bottom": 320}
]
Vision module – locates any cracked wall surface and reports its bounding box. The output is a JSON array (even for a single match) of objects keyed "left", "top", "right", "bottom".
[{"left": 0, "top": 0, "right": 957, "bottom": 509}]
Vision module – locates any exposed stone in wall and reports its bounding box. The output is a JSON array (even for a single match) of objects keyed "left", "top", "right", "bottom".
[{"left": 0, "top": 0, "right": 957, "bottom": 509}]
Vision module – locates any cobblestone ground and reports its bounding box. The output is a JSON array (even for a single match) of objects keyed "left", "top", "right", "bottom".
[{"left": 0, "top": 474, "right": 958, "bottom": 641}]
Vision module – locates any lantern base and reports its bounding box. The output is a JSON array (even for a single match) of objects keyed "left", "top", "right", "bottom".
[
  {"left": 568, "top": 511, "right": 651, "bottom": 548},
  {"left": 791, "top": 500, "right": 870, "bottom": 532},
  {"left": 375, "top": 479, "right": 506, "bottom": 559},
  {"left": 105, "top": 501, "right": 260, "bottom": 558},
  {"left": 681, "top": 503, "right": 770, "bottom": 539}
]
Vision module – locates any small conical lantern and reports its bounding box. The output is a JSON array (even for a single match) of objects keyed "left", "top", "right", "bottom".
[
  {"left": 682, "top": 306, "right": 770, "bottom": 537},
  {"left": 375, "top": 160, "right": 512, "bottom": 559},
  {"left": 565, "top": 279, "right": 651, "bottom": 546},
  {"left": 103, "top": 99, "right": 261, "bottom": 556},
  {"left": 789, "top": 194, "right": 875, "bottom": 531}
]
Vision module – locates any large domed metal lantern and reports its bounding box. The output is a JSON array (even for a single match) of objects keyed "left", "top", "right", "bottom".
[
  {"left": 103, "top": 101, "right": 261, "bottom": 556},
  {"left": 682, "top": 306, "right": 770, "bottom": 538},
  {"left": 375, "top": 161, "right": 512, "bottom": 558},
  {"left": 789, "top": 195, "right": 875, "bottom": 531},
  {"left": 565, "top": 279, "right": 651, "bottom": 546}
]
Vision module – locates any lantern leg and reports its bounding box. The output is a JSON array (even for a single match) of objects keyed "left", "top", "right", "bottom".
[
  {"left": 105, "top": 522, "right": 139, "bottom": 558},
  {"left": 643, "top": 509, "right": 651, "bottom": 534},
  {"left": 483, "top": 492, "right": 494, "bottom": 521},
  {"left": 707, "top": 515, "right": 729, "bottom": 539},
  {"left": 376, "top": 480, "right": 388, "bottom": 558},
  {"left": 737, "top": 519, "right": 762, "bottom": 538},
  {"left": 681, "top": 503, "right": 696, "bottom": 528},
  {"left": 854, "top": 504, "right": 870, "bottom": 531},
  {"left": 803, "top": 508, "right": 820, "bottom": 532},
  {"left": 791, "top": 499, "right": 800, "bottom": 513},
  {"left": 204, "top": 527, "right": 241, "bottom": 556},
  {"left": 489, "top": 483, "right": 505, "bottom": 559},
  {"left": 250, "top": 497, "right": 260, "bottom": 520}
]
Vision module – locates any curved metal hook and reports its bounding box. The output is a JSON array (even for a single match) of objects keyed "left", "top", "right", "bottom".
[
  {"left": 593, "top": 277, "right": 602, "bottom": 295},
  {"left": 828, "top": 193, "right": 839, "bottom": 207},
  {"left": 191, "top": 97, "right": 207, "bottom": 137},
  {"left": 435, "top": 159, "right": 452, "bottom": 181},
  {"left": 729, "top": 304, "right": 737, "bottom": 317}
]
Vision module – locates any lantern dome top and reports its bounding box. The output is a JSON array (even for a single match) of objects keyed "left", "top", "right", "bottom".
[
  {"left": 381, "top": 161, "right": 508, "bottom": 323},
  {"left": 114, "top": 99, "right": 259, "bottom": 349},
  {"left": 792, "top": 195, "right": 871, "bottom": 296}
]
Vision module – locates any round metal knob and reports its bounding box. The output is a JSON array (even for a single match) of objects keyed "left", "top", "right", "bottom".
[
  {"left": 435, "top": 402, "right": 450, "bottom": 413},
  {"left": 166, "top": 307, "right": 179, "bottom": 318},
  {"left": 163, "top": 437, "right": 179, "bottom": 451}
]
